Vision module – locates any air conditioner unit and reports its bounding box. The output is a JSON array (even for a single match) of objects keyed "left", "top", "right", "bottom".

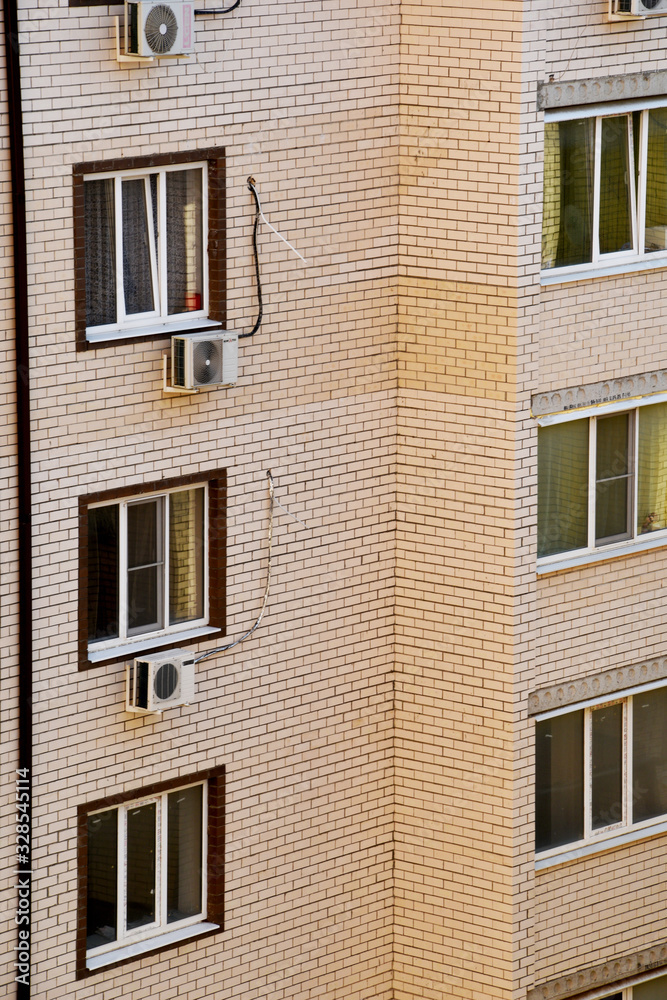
[
  {"left": 126, "top": 0, "right": 195, "bottom": 57},
  {"left": 171, "top": 331, "right": 239, "bottom": 390},
  {"left": 126, "top": 649, "right": 195, "bottom": 713},
  {"left": 609, "top": 0, "right": 667, "bottom": 17}
]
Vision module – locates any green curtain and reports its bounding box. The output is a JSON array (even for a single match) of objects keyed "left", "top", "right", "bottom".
[
  {"left": 599, "top": 115, "right": 633, "bottom": 255},
  {"left": 634, "top": 974, "right": 667, "bottom": 1000},
  {"left": 169, "top": 488, "right": 205, "bottom": 624},
  {"left": 645, "top": 108, "right": 667, "bottom": 252},
  {"left": 637, "top": 403, "right": 667, "bottom": 535}
]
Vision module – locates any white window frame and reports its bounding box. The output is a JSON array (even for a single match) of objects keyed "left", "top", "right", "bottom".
[
  {"left": 535, "top": 679, "right": 667, "bottom": 869},
  {"left": 586, "top": 970, "right": 667, "bottom": 999},
  {"left": 86, "top": 781, "right": 208, "bottom": 960},
  {"left": 584, "top": 698, "right": 628, "bottom": 839},
  {"left": 88, "top": 483, "right": 209, "bottom": 655},
  {"left": 537, "top": 394, "right": 667, "bottom": 573},
  {"left": 83, "top": 161, "right": 209, "bottom": 336},
  {"left": 542, "top": 96, "right": 667, "bottom": 284}
]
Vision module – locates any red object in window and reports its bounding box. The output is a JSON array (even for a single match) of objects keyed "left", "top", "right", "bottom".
[{"left": 185, "top": 292, "right": 202, "bottom": 311}]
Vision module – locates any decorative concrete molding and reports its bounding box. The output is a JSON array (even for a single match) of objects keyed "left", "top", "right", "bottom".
[
  {"left": 527, "top": 943, "right": 667, "bottom": 1000},
  {"left": 528, "top": 657, "right": 667, "bottom": 716},
  {"left": 537, "top": 70, "right": 667, "bottom": 111},
  {"left": 531, "top": 369, "right": 667, "bottom": 417}
]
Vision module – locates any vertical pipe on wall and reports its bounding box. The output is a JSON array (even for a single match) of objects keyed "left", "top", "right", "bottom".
[{"left": 2, "top": 0, "right": 33, "bottom": 995}]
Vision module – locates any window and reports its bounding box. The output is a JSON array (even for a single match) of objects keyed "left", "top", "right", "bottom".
[
  {"left": 537, "top": 401, "right": 667, "bottom": 562},
  {"left": 79, "top": 471, "right": 226, "bottom": 668},
  {"left": 596, "top": 976, "right": 667, "bottom": 999},
  {"left": 74, "top": 149, "right": 226, "bottom": 348},
  {"left": 542, "top": 103, "right": 667, "bottom": 276},
  {"left": 535, "top": 686, "right": 667, "bottom": 855},
  {"left": 77, "top": 767, "right": 225, "bottom": 976}
]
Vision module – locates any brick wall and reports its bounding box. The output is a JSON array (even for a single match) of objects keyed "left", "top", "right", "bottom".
[{"left": 395, "top": 4, "right": 535, "bottom": 998}]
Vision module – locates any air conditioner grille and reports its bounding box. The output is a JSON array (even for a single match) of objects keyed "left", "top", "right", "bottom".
[
  {"left": 173, "top": 338, "right": 186, "bottom": 387},
  {"left": 193, "top": 340, "right": 222, "bottom": 385},
  {"left": 144, "top": 3, "right": 178, "bottom": 53},
  {"left": 154, "top": 661, "right": 179, "bottom": 700},
  {"left": 640, "top": 0, "right": 662, "bottom": 8}
]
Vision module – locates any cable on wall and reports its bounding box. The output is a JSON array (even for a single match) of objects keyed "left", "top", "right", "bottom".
[
  {"left": 239, "top": 176, "right": 264, "bottom": 340},
  {"left": 239, "top": 176, "right": 308, "bottom": 341},
  {"left": 194, "top": 469, "right": 274, "bottom": 663},
  {"left": 3, "top": 0, "right": 33, "bottom": 992},
  {"left": 193, "top": 0, "right": 241, "bottom": 16}
]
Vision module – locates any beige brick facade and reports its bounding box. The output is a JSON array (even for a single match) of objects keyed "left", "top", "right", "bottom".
[{"left": 1, "top": 0, "right": 667, "bottom": 997}]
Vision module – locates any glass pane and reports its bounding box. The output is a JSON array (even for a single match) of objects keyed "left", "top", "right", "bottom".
[
  {"left": 127, "top": 566, "right": 161, "bottom": 634},
  {"left": 150, "top": 173, "right": 158, "bottom": 248},
  {"left": 595, "top": 413, "right": 631, "bottom": 543},
  {"left": 84, "top": 179, "right": 117, "bottom": 327},
  {"left": 635, "top": 974, "right": 667, "bottom": 1000},
  {"left": 535, "top": 712, "right": 584, "bottom": 850},
  {"left": 127, "top": 499, "right": 160, "bottom": 569},
  {"left": 596, "top": 477, "right": 630, "bottom": 542},
  {"left": 596, "top": 413, "right": 629, "bottom": 479},
  {"left": 169, "top": 488, "right": 205, "bottom": 624},
  {"left": 591, "top": 703, "right": 623, "bottom": 830},
  {"left": 599, "top": 116, "right": 633, "bottom": 255},
  {"left": 538, "top": 421, "right": 589, "bottom": 557},
  {"left": 633, "top": 687, "right": 667, "bottom": 823},
  {"left": 637, "top": 403, "right": 667, "bottom": 535},
  {"left": 167, "top": 785, "right": 203, "bottom": 922},
  {"left": 88, "top": 505, "right": 119, "bottom": 642},
  {"left": 645, "top": 108, "right": 667, "bottom": 253},
  {"left": 542, "top": 119, "right": 594, "bottom": 269},
  {"left": 122, "top": 178, "right": 155, "bottom": 315},
  {"left": 126, "top": 803, "right": 156, "bottom": 931},
  {"left": 87, "top": 809, "right": 118, "bottom": 950},
  {"left": 167, "top": 169, "right": 203, "bottom": 314},
  {"left": 127, "top": 498, "right": 163, "bottom": 634}
]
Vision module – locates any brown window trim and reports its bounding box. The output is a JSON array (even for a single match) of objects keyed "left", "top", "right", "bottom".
[
  {"left": 73, "top": 148, "right": 226, "bottom": 351},
  {"left": 78, "top": 469, "right": 226, "bottom": 670},
  {"left": 76, "top": 764, "right": 225, "bottom": 979}
]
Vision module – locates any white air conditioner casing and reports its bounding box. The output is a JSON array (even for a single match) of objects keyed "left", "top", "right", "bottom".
[
  {"left": 171, "top": 330, "right": 239, "bottom": 390},
  {"left": 609, "top": 0, "right": 667, "bottom": 17},
  {"left": 126, "top": 0, "right": 195, "bottom": 57},
  {"left": 126, "top": 649, "right": 195, "bottom": 713}
]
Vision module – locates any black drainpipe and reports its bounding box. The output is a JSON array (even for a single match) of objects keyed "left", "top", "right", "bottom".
[{"left": 3, "top": 0, "right": 33, "bottom": 995}]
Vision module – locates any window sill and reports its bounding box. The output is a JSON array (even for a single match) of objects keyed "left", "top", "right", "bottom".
[
  {"left": 540, "top": 253, "right": 667, "bottom": 285},
  {"left": 86, "top": 921, "right": 220, "bottom": 972},
  {"left": 85, "top": 317, "right": 222, "bottom": 347},
  {"left": 87, "top": 625, "right": 220, "bottom": 665},
  {"left": 535, "top": 818, "right": 667, "bottom": 871},
  {"left": 536, "top": 530, "right": 667, "bottom": 575}
]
